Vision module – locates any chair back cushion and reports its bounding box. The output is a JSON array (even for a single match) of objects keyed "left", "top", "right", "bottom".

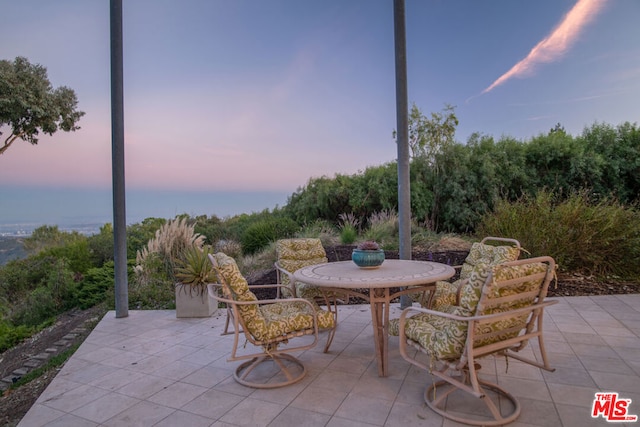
[
  {"left": 213, "top": 252, "right": 268, "bottom": 338},
  {"left": 276, "top": 238, "right": 328, "bottom": 297},
  {"left": 457, "top": 263, "right": 491, "bottom": 313},
  {"left": 459, "top": 242, "right": 520, "bottom": 280},
  {"left": 213, "top": 252, "right": 334, "bottom": 341},
  {"left": 472, "top": 261, "right": 548, "bottom": 347},
  {"left": 402, "top": 259, "right": 550, "bottom": 360}
]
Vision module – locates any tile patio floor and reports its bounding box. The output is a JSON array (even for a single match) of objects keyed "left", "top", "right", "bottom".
[{"left": 17, "top": 295, "right": 640, "bottom": 427}]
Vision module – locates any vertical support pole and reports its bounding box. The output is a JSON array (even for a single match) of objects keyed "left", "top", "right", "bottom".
[
  {"left": 111, "top": 0, "right": 128, "bottom": 318},
  {"left": 393, "top": 0, "right": 412, "bottom": 308}
]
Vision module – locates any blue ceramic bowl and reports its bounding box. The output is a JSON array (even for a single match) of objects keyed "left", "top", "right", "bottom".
[{"left": 352, "top": 249, "right": 385, "bottom": 268}]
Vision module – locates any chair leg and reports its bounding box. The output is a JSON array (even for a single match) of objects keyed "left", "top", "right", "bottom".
[
  {"left": 425, "top": 365, "right": 521, "bottom": 426},
  {"left": 317, "top": 294, "right": 339, "bottom": 353},
  {"left": 221, "top": 305, "right": 242, "bottom": 335},
  {"left": 233, "top": 353, "right": 307, "bottom": 389}
]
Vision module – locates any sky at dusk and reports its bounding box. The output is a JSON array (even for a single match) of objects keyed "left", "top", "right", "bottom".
[{"left": 1, "top": 0, "right": 639, "bottom": 225}]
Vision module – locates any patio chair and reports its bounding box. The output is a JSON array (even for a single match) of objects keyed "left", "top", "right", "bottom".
[
  {"left": 398, "top": 256, "right": 558, "bottom": 426},
  {"left": 419, "top": 236, "right": 522, "bottom": 309},
  {"left": 274, "top": 238, "right": 341, "bottom": 350},
  {"left": 207, "top": 252, "right": 335, "bottom": 388}
]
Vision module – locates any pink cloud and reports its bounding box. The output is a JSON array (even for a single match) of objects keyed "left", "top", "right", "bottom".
[{"left": 482, "top": 0, "right": 609, "bottom": 94}]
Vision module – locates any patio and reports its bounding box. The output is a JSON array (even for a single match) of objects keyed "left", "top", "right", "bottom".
[{"left": 17, "top": 295, "right": 640, "bottom": 427}]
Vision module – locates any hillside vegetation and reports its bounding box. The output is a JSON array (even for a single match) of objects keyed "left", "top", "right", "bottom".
[{"left": 1, "top": 120, "right": 639, "bottom": 353}]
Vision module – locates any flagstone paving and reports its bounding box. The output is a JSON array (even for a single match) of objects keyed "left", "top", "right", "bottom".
[{"left": 17, "top": 295, "right": 640, "bottom": 426}]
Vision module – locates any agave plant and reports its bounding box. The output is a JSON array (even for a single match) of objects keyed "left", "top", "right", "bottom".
[{"left": 174, "top": 245, "right": 217, "bottom": 297}]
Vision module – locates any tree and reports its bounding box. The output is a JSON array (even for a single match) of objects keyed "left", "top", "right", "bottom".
[
  {"left": 0, "top": 56, "right": 84, "bottom": 155},
  {"left": 394, "top": 103, "right": 459, "bottom": 162}
]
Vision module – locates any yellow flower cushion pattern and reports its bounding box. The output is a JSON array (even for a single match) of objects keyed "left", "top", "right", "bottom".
[
  {"left": 214, "top": 252, "right": 334, "bottom": 341},
  {"left": 389, "top": 264, "right": 487, "bottom": 339},
  {"left": 214, "top": 252, "right": 267, "bottom": 337},
  {"left": 459, "top": 242, "right": 519, "bottom": 280},
  {"left": 397, "top": 262, "right": 547, "bottom": 361},
  {"left": 261, "top": 300, "right": 335, "bottom": 335},
  {"left": 430, "top": 280, "right": 463, "bottom": 310},
  {"left": 473, "top": 262, "right": 547, "bottom": 347},
  {"left": 276, "top": 238, "right": 328, "bottom": 298}
]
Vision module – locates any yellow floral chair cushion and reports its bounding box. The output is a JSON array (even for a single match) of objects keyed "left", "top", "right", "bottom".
[
  {"left": 389, "top": 264, "right": 488, "bottom": 340},
  {"left": 396, "top": 261, "right": 547, "bottom": 361},
  {"left": 459, "top": 242, "right": 520, "bottom": 280},
  {"left": 276, "top": 238, "right": 328, "bottom": 299},
  {"left": 429, "top": 242, "right": 520, "bottom": 310},
  {"left": 214, "top": 252, "right": 334, "bottom": 342},
  {"left": 472, "top": 261, "right": 547, "bottom": 347}
]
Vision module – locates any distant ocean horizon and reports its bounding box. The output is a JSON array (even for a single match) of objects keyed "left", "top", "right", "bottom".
[{"left": 0, "top": 186, "right": 290, "bottom": 236}]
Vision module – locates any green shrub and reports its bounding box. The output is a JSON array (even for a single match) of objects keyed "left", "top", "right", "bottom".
[
  {"left": 241, "top": 217, "right": 299, "bottom": 255},
  {"left": 340, "top": 225, "right": 358, "bottom": 244},
  {"left": 338, "top": 213, "right": 359, "bottom": 244},
  {"left": 9, "top": 257, "right": 77, "bottom": 326},
  {"left": 126, "top": 217, "right": 167, "bottom": 259},
  {"left": 11, "top": 286, "right": 58, "bottom": 326},
  {"left": 87, "top": 224, "right": 114, "bottom": 266},
  {"left": 42, "top": 239, "right": 93, "bottom": 274},
  {"left": 363, "top": 210, "right": 399, "bottom": 249},
  {"left": 75, "top": 262, "right": 115, "bottom": 309},
  {"left": 0, "top": 320, "right": 34, "bottom": 352},
  {"left": 477, "top": 190, "right": 640, "bottom": 277},
  {"left": 129, "top": 271, "right": 175, "bottom": 310},
  {"left": 214, "top": 239, "right": 243, "bottom": 259},
  {"left": 135, "top": 217, "right": 206, "bottom": 285},
  {"left": 22, "top": 225, "right": 85, "bottom": 253},
  {"left": 296, "top": 219, "right": 340, "bottom": 247}
]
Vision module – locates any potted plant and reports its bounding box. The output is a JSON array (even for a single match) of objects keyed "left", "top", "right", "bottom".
[
  {"left": 352, "top": 240, "right": 385, "bottom": 268},
  {"left": 174, "top": 245, "right": 218, "bottom": 318}
]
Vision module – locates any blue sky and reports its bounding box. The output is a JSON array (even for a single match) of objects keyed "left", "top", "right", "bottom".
[{"left": 1, "top": 0, "right": 639, "bottom": 200}]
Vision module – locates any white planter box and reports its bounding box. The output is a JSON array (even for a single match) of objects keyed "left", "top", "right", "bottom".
[{"left": 175, "top": 285, "right": 217, "bottom": 318}]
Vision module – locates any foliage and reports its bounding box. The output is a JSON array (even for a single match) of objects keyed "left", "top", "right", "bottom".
[
  {"left": 22, "top": 225, "right": 85, "bottom": 253},
  {"left": 285, "top": 175, "right": 354, "bottom": 225},
  {"left": 87, "top": 223, "right": 114, "bottom": 266},
  {"left": 75, "top": 262, "right": 115, "bottom": 309},
  {"left": 477, "top": 190, "right": 640, "bottom": 277},
  {"left": 340, "top": 225, "right": 358, "bottom": 245},
  {"left": 10, "top": 257, "right": 76, "bottom": 327},
  {"left": 126, "top": 217, "right": 167, "bottom": 259},
  {"left": 295, "top": 219, "right": 340, "bottom": 248},
  {"left": 213, "top": 208, "right": 290, "bottom": 244},
  {"left": 129, "top": 258, "right": 175, "bottom": 310},
  {"left": 0, "top": 320, "right": 34, "bottom": 352},
  {"left": 338, "top": 213, "right": 359, "bottom": 244},
  {"left": 363, "top": 210, "right": 399, "bottom": 249},
  {"left": 214, "top": 239, "right": 243, "bottom": 259},
  {"left": 135, "top": 217, "right": 205, "bottom": 283},
  {"left": 395, "top": 103, "right": 458, "bottom": 161},
  {"left": 579, "top": 122, "right": 640, "bottom": 204},
  {"left": 193, "top": 214, "right": 227, "bottom": 244},
  {"left": 240, "top": 217, "right": 299, "bottom": 255},
  {"left": 174, "top": 245, "right": 217, "bottom": 296},
  {"left": 429, "top": 139, "right": 501, "bottom": 232},
  {"left": 40, "top": 239, "right": 93, "bottom": 274},
  {"left": 0, "top": 56, "right": 85, "bottom": 155}
]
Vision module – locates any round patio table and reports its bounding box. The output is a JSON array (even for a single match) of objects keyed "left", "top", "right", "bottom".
[{"left": 293, "top": 259, "right": 455, "bottom": 377}]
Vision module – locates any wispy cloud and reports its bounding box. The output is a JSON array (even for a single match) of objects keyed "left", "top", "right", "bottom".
[{"left": 482, "top": 0, "right": 609, "bottom": 95}]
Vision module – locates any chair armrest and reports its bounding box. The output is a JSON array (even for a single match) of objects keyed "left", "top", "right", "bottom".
[
  {"left": 207, "top": 283, "right": 319, "bottom": 319},
  {"left": 274, "top": 261, "right": 297, "bottom": 297},
  {"left": 400, "top": 299, "right": 558, "bottom": 325}
]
